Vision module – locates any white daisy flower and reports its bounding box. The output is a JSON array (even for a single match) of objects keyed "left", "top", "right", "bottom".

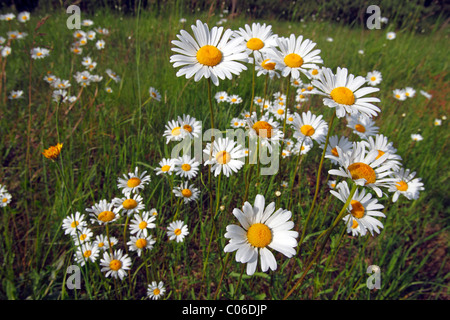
[
  {"left": 31, "top": 47, "right": 50, "bottom": 59},
  {"left": 173, "top": 181, "right": 200, "bottom": 203},
  {"left": 215, "top": 91, "right": 228, "bottom": 103},
  {"left": 342, "top": 215, "right": 367, "bottom": 237},
  {"left": 127, "top": 235, "right": 156, "bottom": 257},
  {"left": 329, "top": 142, "right": 397, "bottom": 197},
  {"left": 411, "top": 134, "right": 423, "bottom": 142},
  {"left": 112, "top": 193, "right": 145, "bottom": 216},
  {"left": 117, "top": 167, "right": 151, "bottom": 194},
  {"left": 167, "top": 220, "right": 189, "bottom": 243},
  {"left": 393, "top": 89, "right": 407, "bottom": 101},
  {"left": 327, "top": 180, "right": 337, "bottom": 189},
  {"left": 291, "top": 110, "right": 328, "bottom": 144},
  {"left": 246, "top": 115, "right": 284, "bottom": 152},
  {"left": 223, "top": 194, "right": 298, "bottom": 276},
  {"left": 86, "top": 30, "right": 96, "bottom": 40},
  {"left": 18, "top": 12, "right": 30, "bottom": 22},
  {"left": 82, "top": 19, "right": 94, "bottom": 26},
  {"left": 1, "top": 46, "right": 11, "bottom": 57},
  {"left": 203, "top": 137, "right": 246, "bottom": 177},
  {"left": 8, "top": 90, "right": 23, "bottom": 100},
  {"left": 388, "top": 168, "right": 424, "bottom": 203},
  {"left": 270, "top": 104, "right": 287, "bottom": 121},
  {"left": 147, "top": 281, "right": 166, "bottom": 300},
  {"left": 0, "top": 192, "right": 12, "bottom": 207},
  {"left": 404, "top": 87, "right": 416, "bottom": 98},
  {"left": 106, "top": 87, "right": 113, "bottom": 93},
  {"left": 331, "top": 181, "right": 385, "bottom": 236},
  {"left": 74, "top": 242, "right": 99, "bottom": 266},
  {"left": 386, "top": 32, "right": 396, "bottom": 40},
  {"left": 177, "top": 114, "right": 202, "bottom": 139},
  {"left": 322, "top": 135, "right": 354, "bottom": 165},
  {"left": 230, "top": 117, "right": 245, "bottom": 128},
  {"left": 72, "top": 227, "right": 93, "bottom": 245},
  {"left": 173, "top": 154, "right": 200, "bottom": 179},
  {"left": 308, "top": 67, "right": 322, "bottom": 80},
  {"left": 73, "top": 30, "right": 86, "bottom": 39},
  {"left": 362, "top": 134, "right": 402, "bottom": 171},
  {"left": 291, "top": 139, "right": 313, "bottom": 155},
  {"left": 106, "top": 69, "right": 121, "bottom": 83},
  {"left": 346, "top": 114, "right": 379, "bottom": 140},
  {"left": 227, "top": 94, "right": 243, "bottom": 104},
  {"left": 366, "top": 70, "right": 382, "bottom": 86},
  {"left": 86, "top": 199, "right": 121, "bottom": 225},
  {"left": 96, "top": 39, "right": 105, "bottom": 50},
  {"left": 93, "top": 235, "right": 110, "bottom": 251},
  {"left": 100, "top": 249, "right": 132, "bottom": 280},
  {"left": 311, "top": 67, "right": 381, "bottom": 119},
  {"left": 149, "top": 87, "right": 161, "bottom": 101},
  {"left": 291, "top": 77, "right": 303, "bottom": 88},
  {"left": 62, "top": 211, "right": 87, "bottom": 235},
  {"left": 254, "top": 51, "right": 280, "bottom": 78},
  {"left": 434, "top": 119, "right": 442, "bottom": 126},
  {"left": 154, "top": 158, "right": 176, "bottom": 175},
  {"left": 163, "top": 119, "right": 185, "bottom": 143},
  {"left": 170, "top": 20, "right": 249, "bottom": 86},
  {"left": 0, "top": 13, "right": 15, "bottom": 21},
  {"left": 234, "top": 22, "right": 278, "bottom": 55},
  {"left": 269, "top": 34, "right": 323, "bottom": 80},
  {"left": 129, "top": 211, "right": 157, "bottom": 238}
]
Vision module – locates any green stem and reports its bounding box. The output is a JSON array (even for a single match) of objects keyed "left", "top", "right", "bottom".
[{"left": 283, "top": 182, "right": 357, "bottom": 300}]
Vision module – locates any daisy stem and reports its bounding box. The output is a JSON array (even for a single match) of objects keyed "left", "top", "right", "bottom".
[
  {"left": 214, "top": 172, "right": 222, "bottom": 219},
  {"left": 249, "top": 52, "right": 256, "bottom": 115},
  {"left": 213, "top": 252, "right": 230, "bottom": 300},
  {"left": 297, "top": 110, "right": 336, "bottom": 246},
  {"left": 233, "top": 263, "right": 246, "bottom": 299},
  {"left": 288, "top": 139, "right": 305, "bottom": 211},
  {"left": 279, "top": 75, "right": 291, "bottom": 166},
  {"left": 283, "top": 182, "right": 357, "bottom": 300},
  {"left": 261, "top": 73, "right": 269, "bottom": 119}
]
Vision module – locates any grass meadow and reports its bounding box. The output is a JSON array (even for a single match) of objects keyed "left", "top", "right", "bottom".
[{"left": 0, "top": 3, "right": 449, "bottom": 302}]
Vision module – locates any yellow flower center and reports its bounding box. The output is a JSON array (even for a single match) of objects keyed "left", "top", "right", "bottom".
[
  {"left": 284, "top": 53, "right": 303, "bottom": 68},
  {"left": 376, "top": 150, "right": 385, "bottom": 160},
  {"left": 123, "top": 199, "right": 138, "bottom": 210},
  {"left": 350, "top": 200, "right": 365, "bottom": 219},
  {"left": 98, "top": 242, "right": 104, "bottom": 248},
  {"left": 355, "top": 124, "right": 366, "bottom": 133},
  {"left": 183, "top": 124, "right": 193, "bottom": 132},
  {"left": 153, "top": 288, "right": 161, "bottom": 296},
  {"left": 405, "top": 92, "right": 410, "bottom": 97},
  {"left": 174, "top": 228, "right": 182, "bottom": 236},
  {"left": 135, "top": 238, "right": 147, "bottom": 249},
  {"left": 109, "top": 259, "right": 122, "bottom": 271},
  {"left": 181, "top": 189, "right": 192, "bottom": 198},
  {"left": 330, "top": 87, "right": 355, "bottom": 105},
  {"left": 22, "top": 16, "right": 27, "bottom": 20},
  {"left": 288, "top": 116, "right": 294, "bottom": 122},
  {"left": 331, "top": 147, "right": 339, "bottom": 157},
  {"left": 127, "top": 177, "right": 141, "bottom": 188},
  {"left": 252, "top": 121, "right": 273, "bottom": 138},
  {"left": 261, "top": 59, "right": 276, "bottom": 70},
  {"left": 161, "top": 165, "right": 171, "bottom": 172},
  {"left": 370, "top": 76, "right": 376, "bottom": 81},
  {"left": 395, "top": 94, "right": 401, "bottom": 99},
  {"left": 83, "top": 250, "right": 92, "bottom": 258},
  {"left": 311, "top": 69, "right": 319, "bottom": 75},
  {"left": 70, "top": 221, "right": 79, "bottom": 228},
  {"left": 37, "top": 52, "right": 42, "bottom": 56},
  {"left": 80, "top": 234, "right": 87, "bottom": 241},
  {"left": 138, "top": 220, "right": 148, "bottom": 229},
  {"left": 216, "top": 151, "right": 231, "bottom": 165},
  {"left": 231, "top": 98, "right": 237, "bottom": 102},
  {"left": 98, "top": 211, "right": 116, "bottom": 223},
  {"left": 277, "top": 109, "right": 284, "bottom": 115},
  {"left": 181, "top": 164, "right": 191, "bottom": 171},
  {"left": 351, "top": 219, "right": 359, "bottom": 229},
  {"left": 247, "top": 37, "right": 264, "bottom": 50},
  {"left": 196, "top": 45, "right": 222, "bottom": 67},
  {"left": 347, "top": 162, "right": 376, "bottom": 185},
  {"left": 247, "top": 223, "right": 272, "bottom": 248},
  {"left": 396, "top": 181, "right": 408, "bottom": 192},
  {"left": 171, "top": 127, "right": 181, "bottom": 136},
  {"left": 300, "top": 124, "right": 315, "bottom": 136}
]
